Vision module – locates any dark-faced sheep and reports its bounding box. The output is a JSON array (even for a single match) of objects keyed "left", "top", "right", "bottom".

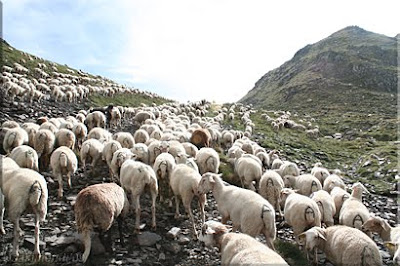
[{"left": 190, "top": 128, "right": 211, "bottom": 149}]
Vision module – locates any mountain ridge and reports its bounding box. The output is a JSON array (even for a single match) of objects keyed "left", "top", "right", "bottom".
[{"left": 239, "top": 26, "right": 398, "bottom": 113}]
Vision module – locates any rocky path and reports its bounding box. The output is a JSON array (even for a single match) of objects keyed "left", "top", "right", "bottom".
[{"left": 0, "top": 99, "right": 398, "bottom": 265}]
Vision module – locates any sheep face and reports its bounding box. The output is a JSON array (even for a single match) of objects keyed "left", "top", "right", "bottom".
[
  {"left": 351, "top": 182, "right": 370, "bottom": 194},
  {"left": 298, "top": 227, "right": 326, "bottom": 253},
  {"left": 197, "top": 173, "right": 219, "bottom": 194},
  {"left": 362, "top": 216, "right": 390, "bottom": 234},
  {"left": 199, "top": 221, "right": 231, "bottom": 247}
]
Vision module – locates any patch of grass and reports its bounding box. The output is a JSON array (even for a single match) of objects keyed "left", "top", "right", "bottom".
[{"left": 89, "top": 93, "right": 170, "bottom": 108}]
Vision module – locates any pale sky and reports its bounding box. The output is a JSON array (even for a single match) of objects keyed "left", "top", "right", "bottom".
[{"left": 3, "top": 0, "right": 399, "bottom": 103}]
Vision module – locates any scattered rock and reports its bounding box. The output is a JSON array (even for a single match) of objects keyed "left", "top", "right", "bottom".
[{"left": 137, "top": 231, "right": 162, "bottom": 246}]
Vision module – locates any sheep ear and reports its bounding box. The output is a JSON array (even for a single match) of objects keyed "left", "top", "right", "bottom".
[
  {"left": 380, "top": 218, "right": 391, "bottom": 231},
  {"left": 318, "top": 232, "right": 327, "bottom": 241},
  {"left": 298, "top": 232, "right": 306, "bottom": 241}
]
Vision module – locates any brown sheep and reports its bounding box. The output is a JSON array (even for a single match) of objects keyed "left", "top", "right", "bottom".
[{"left": 190, "top": 128, "right": 211, "bottom": 149}]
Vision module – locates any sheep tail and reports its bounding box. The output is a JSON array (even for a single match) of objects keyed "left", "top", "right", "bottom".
[
  {"left": 316, "top": 201, "right": 324, "bottom": 223},
  {"left": 82, "top": 142, "right": 91, "bottom": 157},
  {"left": 26, "top": 149, "right": 35, "bottom": 169},
  {"left": 304, "top": 206, "right": 316, "bottom": 224},
  {"left": 59, "top": 152, "right": 68, "bottom": 168},
  {"left": 353, "top": 214, "right": 364, "bottom": 230},
  {"left": 206, "top": 156, "right": 215, "bottom": 171},
  {"left": 7, "top": 132, "right": 16, "bottom": 147},
  {"left": 29, "top": 180, "right": 47, "bottom": 221}
]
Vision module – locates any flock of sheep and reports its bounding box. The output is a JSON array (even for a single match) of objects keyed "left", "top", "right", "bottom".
[{"left": 0, "top": 96, "right": 399, "bottom": 265}]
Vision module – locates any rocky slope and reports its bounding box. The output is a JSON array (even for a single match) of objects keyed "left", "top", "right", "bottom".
[{"left": 240, "top": 26, "right": 398, "bottom": 113}]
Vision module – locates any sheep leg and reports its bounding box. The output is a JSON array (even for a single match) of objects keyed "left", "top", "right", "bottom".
[
  {"left": 33, "top": 213, "right": 41, "bottom": 261},
  {"left": 134, "top": 195, "right": 141, "bottom": 234},
  {"left": 117, "top": 216, "right": 124, "bottom": 247},
  {"left": 183, "top": 196, "right": 197, "bottom": 239},
  {"left": 174, "top": 196, "right": 181, "bottom": 219},
  {"left": 150, "top": 189, "right": 157, "bottom": 230},
  {"left": 67, "top": 173, "right": 72, "bottom": 188},
  {"left": 81, "top": 230, "right": 91, "bottom": 263},
  {"left": 221, "top": 215, "right": 229, "bottom": 224},
  {"left": 0, "top": 192, "right": 4, "bottom": 234},
  {"left": 198, "top": 194, "right": 206, "bottom": 224},
  {"left": 12, "top": 219, "right": 21, "bottom": 258},
  {"left": 56, "top": 173, "right": 64, "bottom": 198}
]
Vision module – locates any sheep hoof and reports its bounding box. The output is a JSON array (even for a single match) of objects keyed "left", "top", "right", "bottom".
[
  {"left": 33, "top": 253, "right": 41, "bottom": 261},
  {"left": 0, "top": 228, "right": 5, "bottom": 235}
]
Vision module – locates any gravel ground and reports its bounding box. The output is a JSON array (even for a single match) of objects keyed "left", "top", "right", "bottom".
[{"left": 0, "top": 98, "right": 397, "bottom": 265}]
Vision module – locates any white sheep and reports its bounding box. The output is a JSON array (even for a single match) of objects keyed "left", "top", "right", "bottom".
[
  {"left": 283, "top": 174, "right": 322, "bottom": 196},
  {"left": 34, "top": 129, "right": 56, "bottom": 171},
  {"left": 339, "top": 182, "right": 371, "bottom": 231},
  {"left": 276, "top": 161, "right": 300, "bottom": 177},
  {"left": 102, "top": 140, "right": 123, "bottom": 178},
  {"left": 85, "top": 111, "right": 106, "bottom": 131},
  {"left": 311, "top": 162, "right": 330, "bottom": 185},
  {"left": 175, "top": 153, "right": 199, "bottom": 172},
  {"left": 1, "top": 157, "right": 48, "bottom": 260},
  {"left": 9, "top": 145, "right": 39, "bottom": 171},
  {"left": 39, "top": 121, "right": 58, "bottom": 134},
  {"left": 197, "top": 173, "right": 276, "bottom": 249},
  {"left": 131, "top": 143, "right": 150, "bottom": 165},
  {"left": 220, "top": 130, "right": 235, "bottom": 149},
  {"left": 330, "top": 186, "right": 350, "bottom": 220},
  {"left": 72, "top": 122, "right": 87, "bottom": 151},
  {"left": 234, "top": 153, "right": 262, "bottom": 191},
  {"left": 133, "top": 129, "right": 149, "bottom": 144},
  {"left": 281, "top": 188, "right": 321, "bottom": 243},
  {"left": 170, "top": 164, "right": 206, "bottom": 238},
  {"left": 271, "top": 158, "right": 283, "bottom": 170},
  {"left": 74, "top": 183, "right": 129, "bottom": 263},
  {"left": 323, "top": 173, "right": 346, "bottom": 193},
  {"left": 55, "top": 128, "right": 76, "bottom": 150},
  {"left": 195, "top": 147, "right": 220, "bottom": 175},
  {"left": 50, "top": 146, "right": 78, "bottom": 198},
  {"left": 3, "top": 127, "right": 29, "bottom": 153},
  {"left": 362, "top": 215, "right": 400, "bottom": 264},
  {"left": 153, "top": 152, "right": 176, "bottom": 203},
  {"left": 115, "top": 131, "right": 135, "bottom": 149},
  {"left": 21, "top": 122, "right": 40, "bottom": 148},
  {"left": 120, "top": 160, "right": 158, "bottom": 233},
  {"left": 109, "top": 148, "right": 136, "bottom": 181},
  {"left": 199, "top": 220, "right": 288, "bottom": 265},
  {"left": 258, "top": 170, "right": 285, "bottom": 216},
  {"left": 80, "top": 138, "right": 104, "bottom": 174},
  {"left": 148, "top": 140, "right": 162, "bottom": 165},
  {"left": 310, "top": 190, "right": 336, "bottom": 227},
  {"left": 87, "top": 127, "right": 111, "bottom": 143},
  {"left": 298, "top": 226, "right": 382, "bottom": 266},
  {"left": 181, "top": 142, "right": 198, "bottom": 158}
]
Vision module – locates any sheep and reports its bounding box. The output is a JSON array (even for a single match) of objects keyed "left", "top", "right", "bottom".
[
  {"left": 220, "top": 130, "right": 235, "bottom": 149},
  {"left": 74, "top": 183, "right": 129, "bottom": 263},
  {"left": 181, "top": 142, "right": 198, "bottom": 158},
  {"left": 170, "top": 164, "right": 206, "bottom": 238},
  {"left": 21, "top": 122, "right": 40, "bottom": 147},
  {"left": 323, "top": 173, "right": 346, "bottom": 193},
  {"left": 34, "top": 129, "right": 56, "bottom": 171},
  {"left": 271, "top": 158, "right": 283, "bottom": 170},
  {"left": 1, "top": 157, "right": 48, "bottom": 260},
  {"left": 109, "top": 107, "right": 122, "bottom": 129},
  {"left": 120, "top": 160, "right": 158, "bottom": 233},
  {"left": 72, "top": 122, "right": 87, "bottom": 151},
  {"left": 195, "top": 147, "right": 220, "bottom": 175},
  {"left": 55, "top": 128, "right": 76, "bottom": 150},
  {"left": 197, "top": 173, "right": 276, "bottom": 249},
  {"left": 102, "top": 140, "right": 123, "bottom": 178},
  {"left": 39, "top": 121, "right": 58, "bottom": 134},
  {"left": 298, "top": 226, "right": 382, "bottom": 266},
  {"left": 310, "top": 190, "right": 336, "bottom": 227},
  {"left": 87, "top": 127, "right": 111, "bottom": 143},
  {"left": 199, "top": 220, "right": 289, "bottom": 265},
  {"left": 9, "top": 145, "right": 39, "bottom": 171},
  {"left": 330, "top": 186, "right": 350, "bottom": 220},
  {"left": 175, "top": 153, "right": 199, "bottom": 172},
  {"left": 362, "top": 215, "right": 400, "bottom": 264},
  {"left": 276, "top": 161, "right": 300, "bottom": 177},
  {"left": 148, "top": 140, "right": 162, "bottom": 165},
  {"left": 339, "top": 182, "right": 371, "bottom": 231},
  {"left": 280, "top": 188, "right": 321, "bottom": 244},
  {"left": 115, "top": 131, "right": 135, "bottom": 149},
  {"left": 311, "top": 162, "right": 330, "bottom": 185},
  {"left": 131, "top": 143, "right": 150, "bottom": 165},
  {"left": 50, "top": 146, "right": 78, "bottom": 198},
  {"left": 283, "top": 174, "right": 322, "bottom": 196},
  {"left": 3, "top": 127, "right": 29, "bottom": 153},
  {"left": 190, "top": 128, "right": 211, "bottom": 149},
  {"left": 133, "top": 129, "right": 149, "bottom": 144},
  {"left": 258, "top": 170, "right": 285, "bottom": 216},
  {"left": 85, "top": 111, "right": 106, "bottom": 131},
  {"left": 153, "top": 152, "right": 176, "bottom": 203},
  {"left": 160, "top": 140, "right": 186, "bottom": 158},
  {"left": 80, "top": 138, "right": 104, "bottom": 174}
]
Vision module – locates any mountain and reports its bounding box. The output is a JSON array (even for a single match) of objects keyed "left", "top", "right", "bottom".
[{"left": 239, "top": 26, "right": 398, "bottom": 113}]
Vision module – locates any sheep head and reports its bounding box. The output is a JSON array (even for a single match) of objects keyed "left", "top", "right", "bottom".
[
  {"left": 199, "top": 220, "right": 232, "bottom": 248},
  {"left": 362, "top": 215, "right": 391, "bottom": 234}
]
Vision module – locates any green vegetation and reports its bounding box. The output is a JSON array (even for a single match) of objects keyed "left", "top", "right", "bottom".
[
  {"left": 89, "top": 93, "right": 170, "bottom": 108},
  {"left": 275, "top": 239, "right": 309, "bottom": 266}
]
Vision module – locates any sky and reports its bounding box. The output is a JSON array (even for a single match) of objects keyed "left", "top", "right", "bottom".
[{"left": 2, "top": 0, "right": 399, "bottom": 103}]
